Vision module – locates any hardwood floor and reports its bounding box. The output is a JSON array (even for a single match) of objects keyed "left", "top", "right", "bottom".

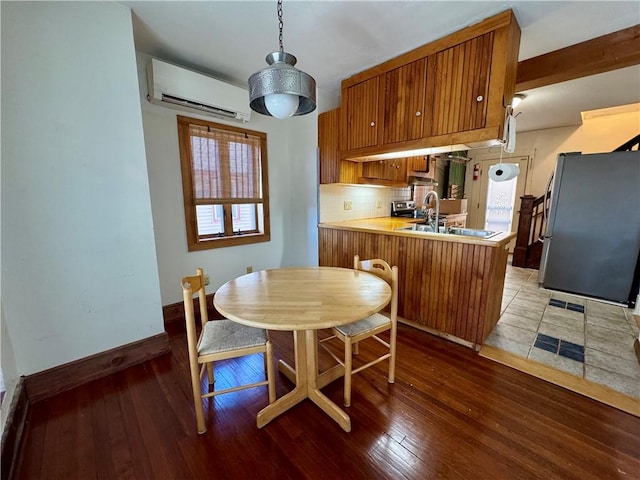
[{"left": 14, "top": 323, "right": 640, "bottom": 479}]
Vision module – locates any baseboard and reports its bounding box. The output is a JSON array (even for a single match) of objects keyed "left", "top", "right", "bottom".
[
  {"left": 398, "top": 317, "right": 477, "bottom": 350},
  {"left": 162, "top": 299, "right": 191, "bottom": 326},
  {"left": 24, "top": 332, "right": 170, "bottom": 404},
  {"left": 163, "top": 293, "right": 222, "bottom": 328},
  {"left": 1, "top": 378, "right": 29, "bottom": 480}
]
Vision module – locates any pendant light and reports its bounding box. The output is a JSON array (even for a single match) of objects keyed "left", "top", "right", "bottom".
[{"left": 248, "top": 0, "right": 316, "bottom": 119}]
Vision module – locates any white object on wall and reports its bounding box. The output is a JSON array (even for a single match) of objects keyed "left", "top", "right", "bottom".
[
  {"left": 488, "top": 163, "right": 520, "bottom": 182},
  {"left": 147, "top": 58, "right": 251, "bottom": 123},
  {"left": 503, "top": 114, "right": 517, "bottom": 153}
]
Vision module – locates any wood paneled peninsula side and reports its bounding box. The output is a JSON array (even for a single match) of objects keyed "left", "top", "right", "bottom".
[{"left": 318, "top": 218, "right": 516, "bottom": 350}]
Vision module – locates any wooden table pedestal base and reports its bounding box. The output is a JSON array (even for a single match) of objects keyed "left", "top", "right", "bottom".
[{"left": 256, "top": 330, "right": 350, "bottom": 432}]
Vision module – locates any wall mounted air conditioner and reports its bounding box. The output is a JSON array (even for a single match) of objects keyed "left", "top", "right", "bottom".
[{"left": 146, "top": 58, "right": 251, "bottom": 123}]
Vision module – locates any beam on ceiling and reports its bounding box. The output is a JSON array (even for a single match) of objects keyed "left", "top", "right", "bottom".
[{"left": 516, "top": 24, "right": 640, "bottom": 91}]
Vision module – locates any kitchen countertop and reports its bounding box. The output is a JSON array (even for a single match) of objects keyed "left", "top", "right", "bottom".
[{"left": 319, "top": 217, "right": 516, "bottom": 248}]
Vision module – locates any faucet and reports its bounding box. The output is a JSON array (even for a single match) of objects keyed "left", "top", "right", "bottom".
[{"left": 423, "top": 191, "right": 440, "bottom": 232}]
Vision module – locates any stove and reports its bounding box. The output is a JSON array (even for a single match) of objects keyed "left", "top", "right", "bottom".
[
  {"left": 390, "top": 201, "right": 417, "bottom": 218},
  {"left": 391, "top": 200, "right": 447, "bottom": 224}
]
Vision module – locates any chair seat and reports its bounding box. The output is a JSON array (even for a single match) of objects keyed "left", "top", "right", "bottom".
[
  {"left": 334, "top": 312, "right": 390, "bottom": 337},
  {"left": 198, "top": 319, "right": 268, "bottom": 356}
]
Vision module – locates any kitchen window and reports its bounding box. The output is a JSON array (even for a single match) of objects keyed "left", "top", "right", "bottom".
[{"left": 177, "top": 115, "right": 270, "bottom": 250}]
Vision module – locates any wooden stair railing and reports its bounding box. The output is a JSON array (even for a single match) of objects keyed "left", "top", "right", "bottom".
[{"left": 512, "top": 193, "right": 548, "bottom": 269}]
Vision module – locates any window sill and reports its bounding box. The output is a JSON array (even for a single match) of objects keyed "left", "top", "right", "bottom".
[{"left": 187, "top": 232, "right": 270, "bottom": 251}]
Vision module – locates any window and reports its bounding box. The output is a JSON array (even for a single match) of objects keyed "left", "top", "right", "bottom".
[{"left": 177, "top": 116, "right": 270, "bottom": 250}]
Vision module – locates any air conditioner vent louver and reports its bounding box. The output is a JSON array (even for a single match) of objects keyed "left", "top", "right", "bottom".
[
  {"left": 161, "top": 94, "right": 238, "bottom": 119},
  {"left": 146, "top": 58, "right": 250, "bottom": 123}
]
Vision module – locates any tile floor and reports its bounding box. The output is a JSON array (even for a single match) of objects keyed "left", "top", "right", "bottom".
[{"left": 484, "top": 263, "right": 640, "bottom": 399}]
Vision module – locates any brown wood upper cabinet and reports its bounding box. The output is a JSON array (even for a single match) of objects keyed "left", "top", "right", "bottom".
[
  {"left": 361, "top": 159, "right": 407, "bottom": 183},
  {"left": 340, "top": 10, "right": 520, "bottom": 161},
  {"left": 319, "top": 108, "right": 429, "bottom": 185},
  {"left": 408, "top": 155, "right": 437, "bottom": 178}
]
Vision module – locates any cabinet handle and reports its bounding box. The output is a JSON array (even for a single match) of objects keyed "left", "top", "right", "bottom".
[
  {"left": 476, "top": 95, "right": 484, "bottom": 102},
  {"left": 370, "top": 121, "right": 376, "bottom": 127},
  {"left": 415, "top": 111, "right": 421, "bottom": 117}
]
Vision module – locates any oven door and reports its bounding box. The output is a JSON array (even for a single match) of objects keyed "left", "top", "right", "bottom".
[{"left": 392, "top": 210, "right": 416, "bottom": 218}]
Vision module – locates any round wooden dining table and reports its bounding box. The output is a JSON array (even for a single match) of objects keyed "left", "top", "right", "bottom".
[{"left": 213, "top": 266, "right": 392, "bottom": 432}]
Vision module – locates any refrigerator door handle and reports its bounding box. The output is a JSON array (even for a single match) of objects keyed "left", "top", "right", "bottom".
[
  {"left": 538, "top": 155, "right": 566, "bottom": 284},
  {"left": 538, "top": 236, "right": 551, "bottom": 283},
  {"left": 540, "top": 172, "right": 554, "bottom": 242}
]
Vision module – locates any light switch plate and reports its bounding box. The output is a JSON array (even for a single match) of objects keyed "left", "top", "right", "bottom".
[{"left": 344, "top": 200, "right": 352, "bottom": 210}]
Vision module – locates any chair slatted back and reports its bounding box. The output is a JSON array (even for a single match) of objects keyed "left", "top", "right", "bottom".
[
  {"left": 181, "top": 267, "right": 208, "bottom": 359},
  {"left": 354, "top": 255, "right": 398, "bottom": 318}
]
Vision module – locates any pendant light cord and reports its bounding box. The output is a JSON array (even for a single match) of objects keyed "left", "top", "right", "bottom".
[{"left": 277, "top": 0, "right": 284, "bottom": 53}]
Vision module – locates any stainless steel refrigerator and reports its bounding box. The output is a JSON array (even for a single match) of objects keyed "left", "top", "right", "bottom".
[{"left": 538, "top": 151, "right": 640, "bottom": 307}]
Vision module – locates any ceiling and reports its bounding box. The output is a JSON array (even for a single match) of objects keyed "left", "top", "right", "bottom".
[{"left": 123, "top": 1, "right": 640, "bottom": 132}]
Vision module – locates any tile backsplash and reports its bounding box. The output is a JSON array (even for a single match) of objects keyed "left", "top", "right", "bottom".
[{"left": 319, "top": 185, "right": 412, "bottom": 222}]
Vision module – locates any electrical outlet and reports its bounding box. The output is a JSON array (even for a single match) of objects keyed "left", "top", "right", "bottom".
[
  {"left": 203, "top": 274, "right": 210, "bottom": 286},
  {"left": 344, "top": 200, "right": 353, "bottom": 210},
  {"left": 246, "top": 266, "right": 253, "bottom": 274},
  {"left": 376, "top": 200, "right": 383, "bottom": 209}
]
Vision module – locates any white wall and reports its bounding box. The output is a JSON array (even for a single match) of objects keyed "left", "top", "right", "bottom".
[
  {"left": 1, "top": 0, "right": 164, "bottom": 390},
  {"left": 0, "top": 305, "right": 19, "bottom": 433},
  {"left": 285, "top": 114, "right": 320, "bottom": 267},
  {"left": 137, "top": 53, "right": 320, "bottom": 305},
  {"left": 0, "top": 2, "right": 14, "bottom": 430}
]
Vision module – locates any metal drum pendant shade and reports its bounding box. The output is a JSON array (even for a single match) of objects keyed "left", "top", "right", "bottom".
[{"left": 249, "top": 51, "right": 316, "bottom": 117}]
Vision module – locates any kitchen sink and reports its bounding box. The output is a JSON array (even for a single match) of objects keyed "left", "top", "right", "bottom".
[
  {"left": 397, "top": 225, "right": 501, "bottom": 238},
  {"left": 397, "top": 224, "right": 444, "bottom": 233},
  {"left": 447, "top": 227, "right": 500, "bottom": 238}
]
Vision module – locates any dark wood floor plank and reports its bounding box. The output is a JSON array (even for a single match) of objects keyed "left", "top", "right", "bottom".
[
  {"left": 93, "top": 376, "right": 136, "bottom": 479},
  {"left": 14, "top": 323, "right": 640, "bottom": 480},
  {"left": 74, "top": 385, "right": 97, "bottom": 479},
  {"left": 42, "top": 393, "right": 83, "bottom": 479},
  {"left": 391, "top": 328, "right": 639, "bottom": 478}
]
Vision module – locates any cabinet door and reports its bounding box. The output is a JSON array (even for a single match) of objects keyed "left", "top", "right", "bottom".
[
  {"left": 431, "top": 32, "right": 494, "bottom": 136},
  {"left": 319, "top": 108, "right": 361, "bottom": 184},
  {"left": 318, "top": 109, "right": 340, "bottom": 184},
  {"left": 361, "top": 159, "right": 406, "bottom": 182},
  {"left": 386, "top": 158, "right": 407, "bottom": 181},
  {"left": 409, "top": 155, "right": 436, "bottom": 176},
  {"left": 382, "top": 58, "right": 428, "bottom": 145},
  {"left": 344, "top": 77, "right": 379, "bottom": 150},
  {"left": 408, "top": 156, "right": 437, "bottom": 182},
  {"left": 361, "top": 160, "right": 384, "bottom": 179}
]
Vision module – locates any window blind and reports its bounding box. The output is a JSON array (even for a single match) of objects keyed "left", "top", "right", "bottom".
[{"left": 189, "top": 124, "right": 262, "bottom": 204}]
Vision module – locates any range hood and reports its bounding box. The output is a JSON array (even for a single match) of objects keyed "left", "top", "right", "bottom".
[{"left": 407, "top": 176, "right": 439, "bottom": 186}]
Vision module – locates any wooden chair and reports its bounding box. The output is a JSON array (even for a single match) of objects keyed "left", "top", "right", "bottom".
[
  {"left": 182, "top": 268, "right": 276, "bottom": 434},
  {"left": 319, "top": 255, "right": 398, "bottom": 407}
]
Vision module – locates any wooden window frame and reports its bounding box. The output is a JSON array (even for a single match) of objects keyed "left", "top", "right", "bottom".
[{"left": 177, "top": 115, "right": 270, "bottom": 251}]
